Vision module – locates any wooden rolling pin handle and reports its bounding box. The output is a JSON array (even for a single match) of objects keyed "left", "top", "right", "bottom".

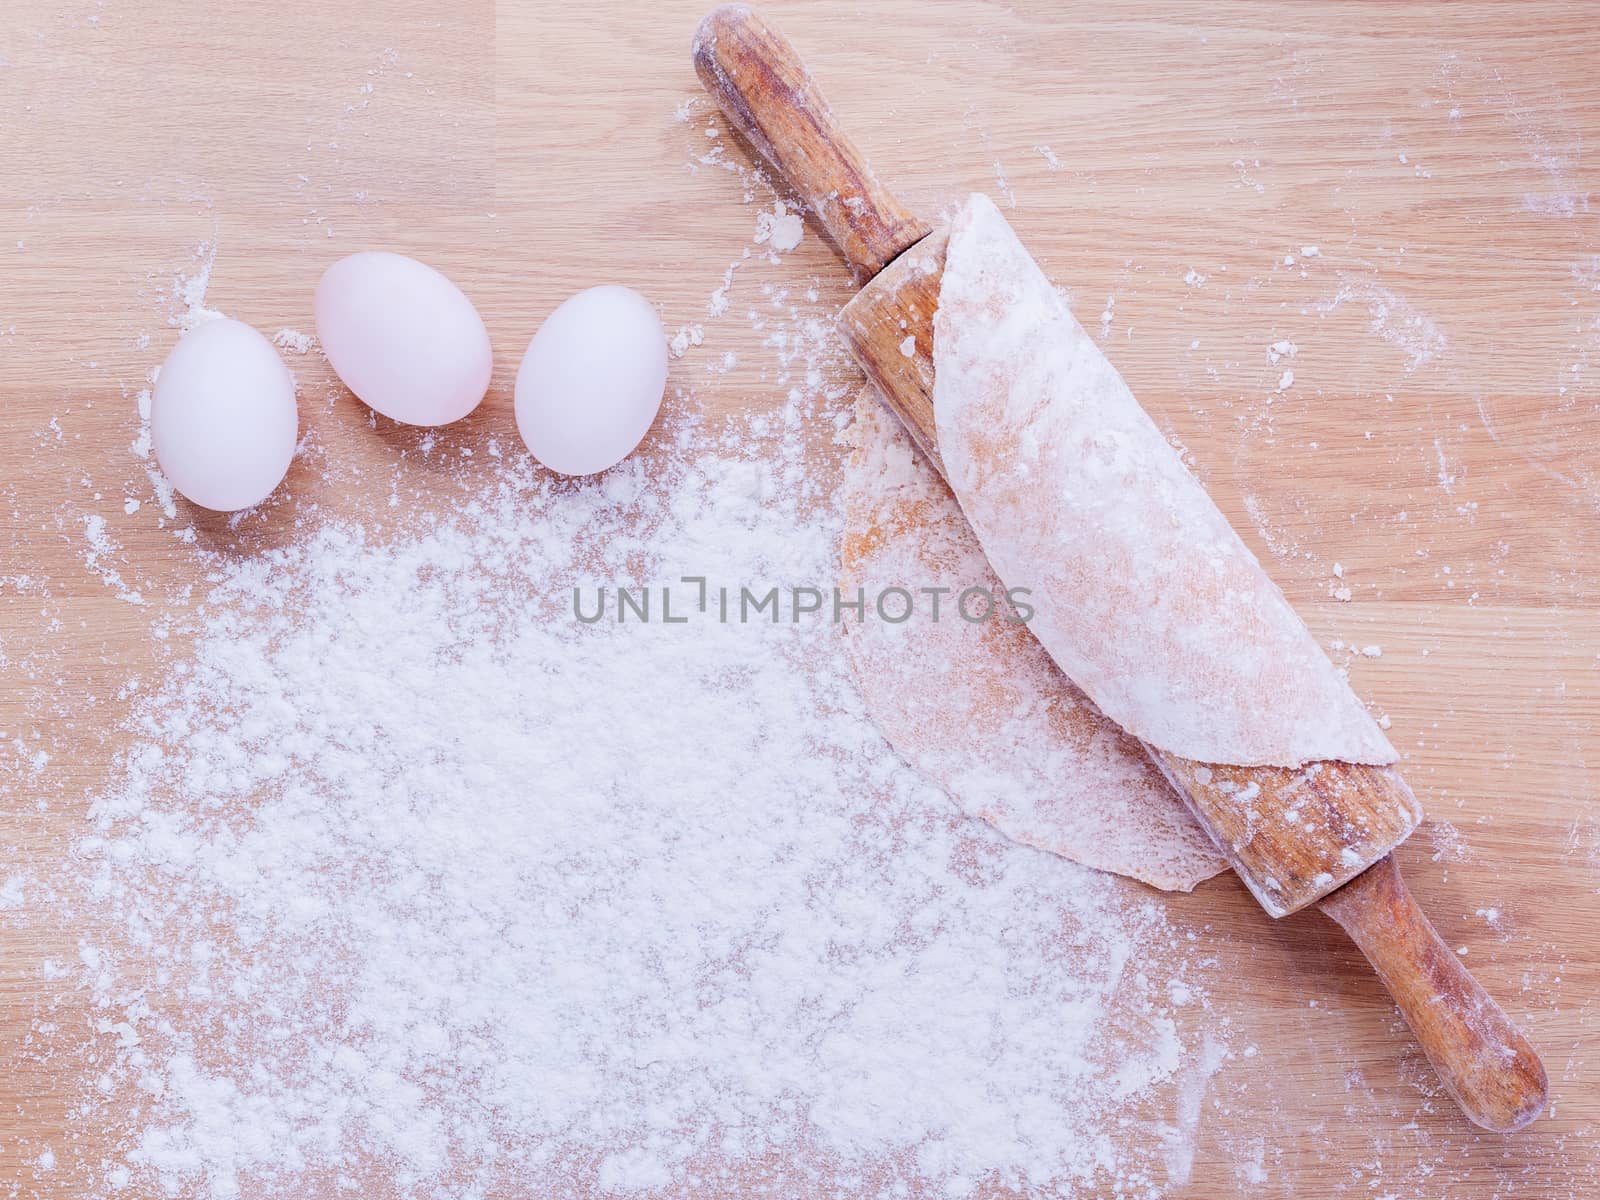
[
  {"left": 1319, "top": 855, "right": 1548, "bottom": 1132},
  {"left": 692, "top": 4, "right": 933, "bottom": 279}
]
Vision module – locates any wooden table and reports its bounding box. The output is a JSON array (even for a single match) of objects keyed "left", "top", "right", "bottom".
[{"left": 1, "top": 1, "right": 1595, "bottom": 1195}]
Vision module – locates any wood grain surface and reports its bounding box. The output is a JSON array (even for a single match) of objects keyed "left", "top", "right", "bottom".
[
  {"left": 700, "top": 1, "right": 1543, "bottom": 1131},
  {"left": 1, "top": 1, "right": 1597, "bottom": 1197}
]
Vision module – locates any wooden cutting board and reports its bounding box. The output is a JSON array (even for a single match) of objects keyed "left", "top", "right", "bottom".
[{"left": 0, "top": 1, "right": 1596, "bottom": 1195}]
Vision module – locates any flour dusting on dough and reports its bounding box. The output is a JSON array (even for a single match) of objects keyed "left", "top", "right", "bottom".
[
  {"left": 841, "top": 390, "right": 1227, "bottom": 891},
  {"left": 933, "top": 193, "right": 1395, "bottom": 769}
]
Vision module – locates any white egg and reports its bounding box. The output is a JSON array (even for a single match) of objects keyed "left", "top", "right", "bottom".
[
  {"left": 152, "top": 319, "right": 298, "bottom": 512},
  {"left": 514, "top": 285, "right": 667, "bottom": 476},
  {"left": 315, "top": 251, "right": 492, "bottom": 427}
]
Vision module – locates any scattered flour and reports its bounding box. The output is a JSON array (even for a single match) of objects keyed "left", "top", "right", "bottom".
[
  {"left": 129, "top": 387, "right": 179, "bottom": 522},
  {"left": 70, "top": 419, "right": 1211, "bottom": 1198},
  {"left": 80, "top": 514, "right": 144, "bottom": 605},
  {"left": 1159, "top": 1035, "right": 1227, "bottom": 1187},
  {"left": 1429, "top": 819, "right": 1476, "bottom": 864},
  {"left": 1322, "top": 281, "right": 1446, "bottom": 372},
  {"left": 273, "top": 328, "right": 315, "bottom": 354},
  {"left": 173, "top": 242, "right": 225, "bottom": 331},
  {"left": 668, "top": 323, "right": 704, "bottom": 358},
  {"left": 708, "top": 261, "right": 738, "bottom": 317},
  {"left": 753, "top": 200, "right": 804, "bottom": 253}
]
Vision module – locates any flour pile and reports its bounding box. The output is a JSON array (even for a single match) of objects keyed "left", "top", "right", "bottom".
[{"left": 73, "top": 430, "right": 1209, "bottom": 1196}]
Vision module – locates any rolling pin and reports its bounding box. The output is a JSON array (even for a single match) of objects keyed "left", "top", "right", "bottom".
[{"left": 693, "top": 3, "right": 1548, "bottom": 1132}]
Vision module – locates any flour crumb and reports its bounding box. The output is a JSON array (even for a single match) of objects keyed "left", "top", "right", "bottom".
[
  {"left": 1235, "top": 1140, "right": 1269, "bottom": 1186},
  {"left": 130, "top": 388, "right": 154, "bottom": 460},
  {"left": 174, "top": 242, "right": 224, "bottom": 330},
  {"left": 1429, "top": 820, "right": 1474, "bottom": 863},
  {"left": 669, "top": 323, "right": 705, "bottom": 359},
  {"left": 708, "top": 261, "right": 738, "bottom": 317},
  {"left": 81, "top": 514, "right": 144, "bottom": 605},
  {"left": 754, "top": 200, "right": 804, "bottom": 253},
  {"left": 273, "top": 328, "right": 315, "bottom": 354}
]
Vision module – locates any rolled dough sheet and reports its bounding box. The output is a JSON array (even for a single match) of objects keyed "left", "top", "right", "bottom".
[
  {"left": 841, "top": 390, "right": 1228, "bottom": 892},
  {"left": 932, "top": 193, "right": 1397, "bottom": 770}
]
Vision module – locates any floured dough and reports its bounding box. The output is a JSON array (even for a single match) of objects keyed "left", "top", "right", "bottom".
[
  {"left": 933, "top": 193, "right": 1396, "bottom": 769},
  {"left": 841, "top": 391, "right": 1227, "bottom": 892}
]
